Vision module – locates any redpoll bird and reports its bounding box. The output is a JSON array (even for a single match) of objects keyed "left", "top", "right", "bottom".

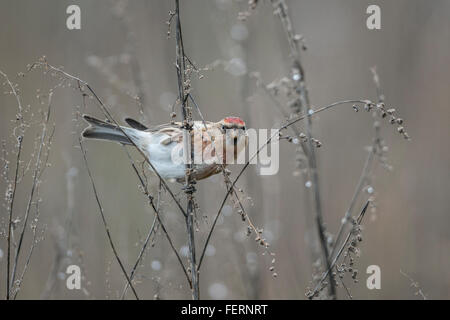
[{"left": 82, "top": 115, "right": 248, "bottom": 181}]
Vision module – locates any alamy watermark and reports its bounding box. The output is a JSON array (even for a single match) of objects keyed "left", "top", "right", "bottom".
[
  {"left": 366, "top": 5, "right": 381, "bottom": 30},
  {"left": 66, "top": 264, "right": 81, "bottom": 290},
  {"left": 66, "top": 5, "right": 81, "bottom": 30},
  {"left": 366, "top": 265, "right": 381, "bottom": 290}
]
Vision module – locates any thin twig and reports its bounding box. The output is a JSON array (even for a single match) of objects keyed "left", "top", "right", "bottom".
[
  {"left": 12, "top": 232, "right": 39, "bottom": 300},
  {"left": 329, "top": 67, "right": 388, "bottom": 280},
  {"left": 120, "top": 149, "right": 193, "bottom": 297},
  {"left": 1, "top": 70, "right": 25, "bottom": 300},
  {"left": 339, "top": 274, "right": 353, "bottom": 300},
  {"left": 5, "top": 138, "right": 22, "bottom": 300},
  {"left": 252, "top": 74, "right": 302, "bottom": 137},
  {"left": 119, "top": 184, "right": 159, "bottom": 299},
  {"left": 400, "top": 270, "right": 427, "bottom": 300},
  {"left": 78, "top": 138, "right": 139, "bottom": 300},
  {"left": 328, "top": 144, "right": 375, "bottom": 262},
  {"left": 308, "top": 201, "right": 369, "bottom": 298},
  {"left": 123, "top": 145, "right": 192, "bottom": 289},
  {"left": 10, "top": 92, "right": 53, "bottom": 290},
  {"left": 13, "top": 197, "right": 43, "bottom": 300}
]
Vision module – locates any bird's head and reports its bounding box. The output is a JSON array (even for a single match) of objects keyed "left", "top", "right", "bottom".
[{"left": 218, "top": 117, "right": 248, "bottom": 161}]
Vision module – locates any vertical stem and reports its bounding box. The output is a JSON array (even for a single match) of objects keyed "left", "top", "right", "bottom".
[
  {"left": 271, "top": 0, "right": 335, "bottom": 299},
  {"left": 175, "top": 0, "right": 199, "bottom": 300},
  {"left": 79, "top": 139, "right": 140, "bottom": 300},
  {"left": 6, "top": 138, "right": 22, "bottom": 300},
  {"left": 11, "top": 96, "right": 52, "bottom": 291},
  {"left": 185, "top": 199, "right": 199, "bottom": 299}
]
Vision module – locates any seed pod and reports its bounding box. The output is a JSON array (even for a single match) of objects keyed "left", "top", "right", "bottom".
[{"left": 387, "top": 108, "right": 396, "bottom": 115}]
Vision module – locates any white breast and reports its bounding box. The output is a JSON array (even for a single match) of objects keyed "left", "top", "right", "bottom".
[{"left": 128, "top": 128, "right": 219, "bottom": 181}]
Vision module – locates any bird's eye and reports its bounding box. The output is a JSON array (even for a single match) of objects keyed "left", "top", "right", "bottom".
[{"left": 221, "top": 125, "right": 226, "bottom": 131}]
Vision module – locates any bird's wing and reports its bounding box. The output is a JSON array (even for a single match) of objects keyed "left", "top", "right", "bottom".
[
  {"left": 124, "top": 118, "right": 149, "bottom": 131},
  {"left": 146, "top": 122, "right": 183, "bottom": 132},
  {"left": 147, "top": 120, "right": 215, "bottom": 132},
  {"left": 149, "top": 121, "right": 222, "bottom": 150}
]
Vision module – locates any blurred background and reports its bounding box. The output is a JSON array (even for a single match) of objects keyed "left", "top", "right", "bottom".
[{"left": 0, "top": 0, "right": 449, "bottom": 299}]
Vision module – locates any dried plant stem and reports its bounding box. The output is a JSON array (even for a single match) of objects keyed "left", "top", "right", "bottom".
[
  {"left": 120, "top": 151, "right": 193, "bottom": 297},
  {"left": 175, "top": 0, "right": 199, "bottom": 300},
  {"left": 329, "top": 67, "right": 386, "bottom": 282},
  {"left": 400, "top": 270, "right": 427, "bottom": 300},
  {"left": 124, "top": 152, "right": 191, "bottom": 287},
  {"left": 120, "top": 188, "right": 159, "bottom": 299},
  {"left": 10, "top": 93, "right": 52, "bottom": 291},
  {"left": 79, "top": 139, "right": 139, "bottom": 300},
  {"left": 315, "top": 68, "right": 397, "bottom": 298},
  {"left": 338, "top": 271, "right": 353, "bottom": 300},
  {"left": 1, "top": 70, "right": 25, "bottom": 300},
  {"left": 309, "top": 201, "right": 369, "bottom": 298},
  {"left": 6, "top": 139, "right": 22, "bottom": 300},
  {"left": 270, "top": 0, "right": 335, "bottom": 297},
  {"left": 253, "top": 75, "right": 302, "bottom": 137},
  {"left": 12, "top": 201, "right": 41, "bottom": 300},
  {"left": 329, "top": 141, "right": 376, "bottom": 261}
]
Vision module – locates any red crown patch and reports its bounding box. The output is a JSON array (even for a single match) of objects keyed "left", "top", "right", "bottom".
[{"left": 224, "top": 117, "right": 245, "bottom": 126}]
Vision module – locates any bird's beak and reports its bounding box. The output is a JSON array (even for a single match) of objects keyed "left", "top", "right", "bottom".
[{"left": 230, "top": 130, "right": 238, "bottom": 145}]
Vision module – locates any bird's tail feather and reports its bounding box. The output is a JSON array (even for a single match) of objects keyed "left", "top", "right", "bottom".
[{"left": 82, "top": 115, "right": 132, "bottom": 145}]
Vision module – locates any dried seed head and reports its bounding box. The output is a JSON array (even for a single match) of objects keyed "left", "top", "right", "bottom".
[{"left": 387, "top": 108, "right": 396, "bottom": 115}]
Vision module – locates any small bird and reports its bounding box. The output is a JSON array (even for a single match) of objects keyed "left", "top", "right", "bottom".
[{"left": 82, "top": 115, "right": 248, "bottom": 181}]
